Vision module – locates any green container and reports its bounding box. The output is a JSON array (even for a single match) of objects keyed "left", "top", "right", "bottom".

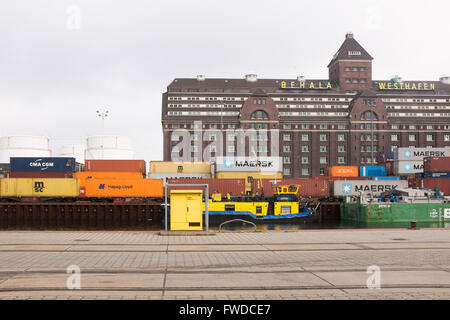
[{"left": 341, "top": 198, "right": 450, "bottom": 224}]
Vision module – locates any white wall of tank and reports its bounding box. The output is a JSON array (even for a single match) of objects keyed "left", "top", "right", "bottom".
[
  {"left": 85, "top": 135, "right": 134, "bottom": 160},
  {"left": 0, "top": 136, "right": 52, "bottom": 163}
]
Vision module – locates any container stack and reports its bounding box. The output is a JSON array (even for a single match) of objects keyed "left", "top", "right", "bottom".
[
  {"left": 5, "top": 157, "right": 77, "bottom": 178},
  {"left": 149, "top": 161, "right": 212, "bottom": 180},
  {"left": 393, "top": 147, "right": 450, "bottom": 175},
  {"left": 412, "top": 156, "right": 450, "bottom": 195}
]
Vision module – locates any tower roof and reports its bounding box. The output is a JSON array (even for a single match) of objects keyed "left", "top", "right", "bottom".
[{"left": 327, "top": 33, "right": 373, "bottom": 67}]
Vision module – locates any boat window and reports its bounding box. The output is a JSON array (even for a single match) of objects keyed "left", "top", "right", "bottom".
[
  {"left": 256, "top": 206, "right": 262, "bottom": 214},
  {"left": 225, "top": 204, "right": 235, "bottom": 211},
  {"left": 281, "top": 206, "right": 291, "bottom": 214}
]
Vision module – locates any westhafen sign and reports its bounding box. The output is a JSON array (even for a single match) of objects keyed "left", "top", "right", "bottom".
[{"left": 216, "top": 157, "right": 282, "bottom": 173}]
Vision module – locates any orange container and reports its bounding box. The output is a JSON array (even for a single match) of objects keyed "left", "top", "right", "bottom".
[
  {"left": 76, "top": 171, "right": 143, "bottom": 181},
  {"left": 327, "top": 166, "right": 359, "bottom": 177},
  {"left": 81, "top": 178, "right": 163, "bottom": 198}
]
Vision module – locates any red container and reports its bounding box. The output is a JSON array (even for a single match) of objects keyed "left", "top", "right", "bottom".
[
  {"left": 252, "top": 177, "right": 335, "bottom": 198},
  {"left": 423, "top": 157, "right": 450, "bottom": 173},
  {"left": 381, "top": 161, "right": 394, "bottom": 176},
  {"left": 416, "top": 178, "right": 450, "bottom": 196},
  {"left": 167, "top": 178, "right": 246, "bottom": 197},
  {"left": 84, "top": 160, "right": 146, "bottom": 174},
  {"left": 4, "top": 171, "right": 74, "bottom": 178}
]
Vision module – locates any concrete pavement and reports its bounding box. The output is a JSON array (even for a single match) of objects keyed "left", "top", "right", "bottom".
[{"left": 0, "top": 228, "right": 449, "bottom": 299}]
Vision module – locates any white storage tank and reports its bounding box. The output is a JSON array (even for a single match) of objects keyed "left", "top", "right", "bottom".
[
  {"left": 0, "top": 136, "right": 52, "bottom": 163},
  {"left": 85, "top": 135, "right": 134, "bottom": 160},
  {"left": 59, "top": 144, "right": 86, "bottom": 164}
]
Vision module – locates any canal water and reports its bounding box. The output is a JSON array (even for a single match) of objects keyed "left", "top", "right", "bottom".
[{"left": 211, "top": 220, "right": 450, "bottom": 231}]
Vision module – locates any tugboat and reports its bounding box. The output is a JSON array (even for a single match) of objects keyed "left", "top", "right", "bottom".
[{"left": 202, "top": 184, "right": 320, "bottom": 224}]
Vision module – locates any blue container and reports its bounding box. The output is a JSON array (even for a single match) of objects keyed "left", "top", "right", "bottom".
[
  {"left": 359, "top": 166, "right": 387, "bottom": 177},
  {"left": 422, "top": 172, "right": 450, "bottom": 179},
  {"left": 372, "top": 176, "right": 401, "bottom": 181},
  {"left": 10, "top": 157, "right": 76, "bottom": 172}
]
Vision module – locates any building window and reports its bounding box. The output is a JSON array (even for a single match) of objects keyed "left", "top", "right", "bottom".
[
  {"left": 320, "top": 146, "right": 327, "bottom": 152},
  {"left": 301, "top": 168, "right": 309, "bottom": 176},
  {"left": 319, "top": 168, "right": 325, "bottom": 175},
  {"left": 251, "top": 110, "right": 269, "bottom": 120},
  {"left": 191, "top": 134, "right": 198, "bottom": 141},
  {"left": 360, "top": 156, "right": 365, "bottom": 164},
  {"left": 283, "top": 168, "right": 291, "bottom": 175},
  {"left": 319, "top": 134, "right": 327, "bottom": 141},
  {"left": 283, "top": 145, "right": 291, "bottom": 152},
  {"left": 227, "top": 146, "right": 235, "bottom": 153},
  {"left": 444, "top": 134, "right": 450, "bottom": 142},
  {"left": 426, "top": 134, "right": 433, "bottom": 142},
  {"left": 361, "top": 111, "right": 378, "bottom": 120},
  {"left": 210, "top": 145, "right": 216, "bottom": 153},
  {"left": 171, "top": 133, "right": 180, "bottom": 141},
  {"left": 227, "top": 133, "right": 236, "bottom": 141},
  {"left": 338, "top": 125, "right": 346, "bottom": 129},
  {"left": 320, "top": 124, "right": 327, "bottom": 129},
  {"left": 283, "top": 157, "right": 291, "bottom": 164},
  {"left": 283, "top": 124, "right": 291, "bottom": 129},
  {"left": 345, "top": 78, "right": 351, "bottom": 83},
  {"left": 338, "top": 157, "right": 345, "bottom": 164},
  {"left": 409, "top": 125, "right": 416, "bottom": 130},
  {"left": 319, "top": 157, "right": 327, "bottom": 164},
  {"left": 391, "top": 134, "right": 398, "bottom": 142},
  {"left": 337, "top": 134, "right": 345, "bottom": 141},
  {"left": 301, "top": 157, "right": 309, "bottom": 164},
  {"left": 283, "top": 134, "right": 291, "bottom": 141},
  {"left": 171, "top": 146, "right": 179, "bottom": 153},
  {"left": 191, "top": 145, "right": 198, "bottom": 152},
  {"left": 391, "top": 146, "right": 398, "bottom": 152},
  {"left": 228, "top": 124, "right": 236, "bottom": 129},
  {"left": 172, "top": 124, "right": 180, "bottom": 129},
  {"left": 338, "top": 145, "right": 345, "bottom": 152},
  {"left": 301, "top": 145, "right": 309, "bottom": 152},
  {"left": 409, "top": 134, "right": 416, "bottom": 142},
  {"left": 391, "top": 125, "right": 399, "bottom": 130},
  {"left": 426, "top": 125, "right": 433, "bottom": 130},
  {"left": 209, "top": 124, "right": 217, "bottom": 129},
  {"left": 209, "top": 134, "right": 217, "bottom": 141},
  {"left": 301, "top": 134, "right": 309, "bottom": 141},
  {"left": 301, "top": 124, "right": 310, "bottom": 129}
]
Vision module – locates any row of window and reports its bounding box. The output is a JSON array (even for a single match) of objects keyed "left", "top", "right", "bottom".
[
  {"left": 277, "top": 104, "right": 349, "bottom": 109},
  {"left": 389, "top": 113, "right": 450, "bottom": 117},
  {"left": 168, "top": 104, "right": 239, "bottom": 108},
  {"left": 382, "top": 98, "right": 450, "bottom": 103},
  {"left": 282, "top": 124, "right": 347, "bottom": 130},
  {"left": 282, "top": 133, "right": 346, "bottom": 141},
  {"left": 167, "top": 111, "right": 240, "bottom": 116},
  {"left": 385, "top": 105, "right": 450, "bottom": 110},
  {"left": 344, "top": 66, "right": 367, "bottom": 72},
  {"left": 392, "top": 134, "right": 450, "bottom": 142},
  {"left": 345, "top": 78, "right": 366, "bottom": 84},
  {"left": 282, "top": 145, "right": 346, "bottom": 153},
  {"left": 279, "top": 111, "right": 349, "bottom": 116},
  {"left": 275, "top": 97, "right": 351, "bottom": 102}
]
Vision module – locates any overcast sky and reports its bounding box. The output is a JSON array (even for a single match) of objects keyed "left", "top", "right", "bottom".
[{"left": 1, "top": 0, "right": 449, "bottom": 162}]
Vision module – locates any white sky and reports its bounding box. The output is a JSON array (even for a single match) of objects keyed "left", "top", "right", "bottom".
[{"left": 1, "top": 0, "right": 449, "bottom": 162}]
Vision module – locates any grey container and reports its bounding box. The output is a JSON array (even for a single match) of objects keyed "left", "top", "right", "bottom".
[
  {"left": 332, "top": 180, "right": 408, "bottom": 196},
  {"left": 394, "top": 160, "right": 424, "bottom": 174},
  {"left": 394, "top": 147, "right": 450, "bottom": 161}
]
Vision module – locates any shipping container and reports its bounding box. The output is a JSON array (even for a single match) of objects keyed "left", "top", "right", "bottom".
[
  {"left": 415, "top": 178, "right": 450, "bottom": 196},
  {"left": 327, "top": 166, "right": 359, "bottom": 177},
  {"left": 394, "top": 147, "right": 450, "bottom": 161},
  {"left": 149, "top": 161, "right": 211, "bottom": 174},
  {"left": 10, "top": 157, "right": 76, "bottom": 172},
  {"left": 0, "top": 178, "right": 79, "bottom": 197},
  {"left": 332, "top": 180, "right": 408, "bottom": 197},
  {"left": 84, "top": 160, "right": 146, "bottom": 174},
  {"left": 0, "top": 164, "right": 11, "bottom": 173},
  {"left": 81, "top": 178, "right": 163, "bottom": 198},
  {"left": 149, "top": 173, "right": 211, "bottom": 180},
  {"left": 216, "top": 172, "right": 283, "bottom": 180},
  {"left": 167, "top": 178, "right": 246, "bottom": 197},
  {"left": 381, "top": 161, "right": 394, "bottom": 176},
  {"left": 423, "top": 157, "right": 450, "bottom": 173},
  {"left": 394, "top": 160, "right": 423, "bottom": 174},
  {"left": 359, "top": 166, "right": 387, "bottom": 177},
  {"left": 4, "top": 172, "right": 74, "bottom": 178},
  {"left": 75, "top": 171, "right": 143, "bottom": 181},
  {"left": 215, "top": 157, "right": 283, "bottom": 173},
  {"left": 372, "top": 176, "right": 401, "bottom": 181},
  {"left": 422, "top": 172, "right": 450, "bottom": 179}
]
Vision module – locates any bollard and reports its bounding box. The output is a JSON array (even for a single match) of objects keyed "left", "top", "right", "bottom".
[{"left": 410, "top": 220, "right": 417, "bottom": 229}]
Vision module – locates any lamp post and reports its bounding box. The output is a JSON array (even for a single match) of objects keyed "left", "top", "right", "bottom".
[{"left": 96, "top": 109, "right": 109, "bottom": 159}]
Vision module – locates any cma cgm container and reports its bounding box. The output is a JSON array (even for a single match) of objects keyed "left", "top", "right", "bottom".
[
  {"left": 327, "top": 166, "right": 358, "bottom": 177},
  {"left": 359, "top": 166, "right": 387, "bottom": 177},
  {"left": 332, "top": 180, "right": 408, "bottom": 197},
  {"left": 10, "top": 157, "right": 76, "bottom": 172},
  {"left": 85, "top": 160, "right": 146, "bottom": 174},
  {"left": 150, "top": 161, "right": 211, "bottom": 174},
  {"left": 81, "top": 178, "right": 163, "bottom": 198},
  {"left": 75, "top": 171, "right": 143, "bottom": 181},
  {"left": 0, "top": 178, "right": 79, "bottom": 197},
  {"left": 4, "top": 172, "right": 74, "bottom": 178},
  {"left": 423, "top": 157, "right": 450, "bottom": 173},
  {"left": 167, "top": 178, "right": 246, "bottom": 197}
]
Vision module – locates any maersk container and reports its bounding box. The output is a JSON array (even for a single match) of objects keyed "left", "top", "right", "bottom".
[
  {"left": 10, "top": 157, "right": 76, "bottom": 172},
  {"left": 394, "top": 160, "right": 424, "bottom": 174},
  {"left": 332, "top": 180, "right": 408, "bottom": 197},
  {"left": 394, "top": 147, "right": 450, "bottom": 161},
  {"left": 372, "top": 176, "right": 400, "bottom": 181},
  {"left": 359, "top": 166, "right": 386, "bottom": 177}
]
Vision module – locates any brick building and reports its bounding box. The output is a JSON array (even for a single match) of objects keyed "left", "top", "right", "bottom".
[{"left": 161, "top": 33, "right": 450, "bottom": 177}]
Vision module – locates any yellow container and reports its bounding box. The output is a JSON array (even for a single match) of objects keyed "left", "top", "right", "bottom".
[
  {"left": 150, "top": 161, "right": 211, "bottom": 174},
  {"left": 170, "top": 190, "right": 203, "bottom": 231},
  {"left": 0, "top": 178, "right": 80, "bottom": 197}
]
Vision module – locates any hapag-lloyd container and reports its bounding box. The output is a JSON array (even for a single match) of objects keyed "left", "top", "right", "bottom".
[
  {"left": 423, "top": 157, "right": 450, "bottom": 173},
  {"left": 359, "top": 166, "right": 387, "bottom": 177},
  {"left": 81, "top": 178, "right": 163, "bottom": 198},
  {"left": 10, "top": 157, "right": 76, "bottom": 172},
  {"left": 332, "top": 180, "right": 408, "bottom": 197},
  {"left": 85, "top": 160, "right": 146, "bottom": 174},
  {"left": 167, "top": 178, "right": 246, "bottom": 197},
  {"left": 394, "top": 147, "right": 450, "bottom": 161}
]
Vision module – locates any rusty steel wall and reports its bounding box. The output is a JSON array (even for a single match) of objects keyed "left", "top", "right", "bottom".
[{"left": 0, "top": 202, "right": 163, "bottom": 230}]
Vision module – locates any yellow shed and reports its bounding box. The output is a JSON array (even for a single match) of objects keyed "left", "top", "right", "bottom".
[{"left": 170, "top": 190, "right": 203, "bottom": 231}]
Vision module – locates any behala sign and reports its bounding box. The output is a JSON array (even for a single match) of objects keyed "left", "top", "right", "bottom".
[
  {"left": 279, "top": 80, "right": 333, "bottom": 89},
  {"left": 375, "top": 81, "right": 435, "bottom": 91}
]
